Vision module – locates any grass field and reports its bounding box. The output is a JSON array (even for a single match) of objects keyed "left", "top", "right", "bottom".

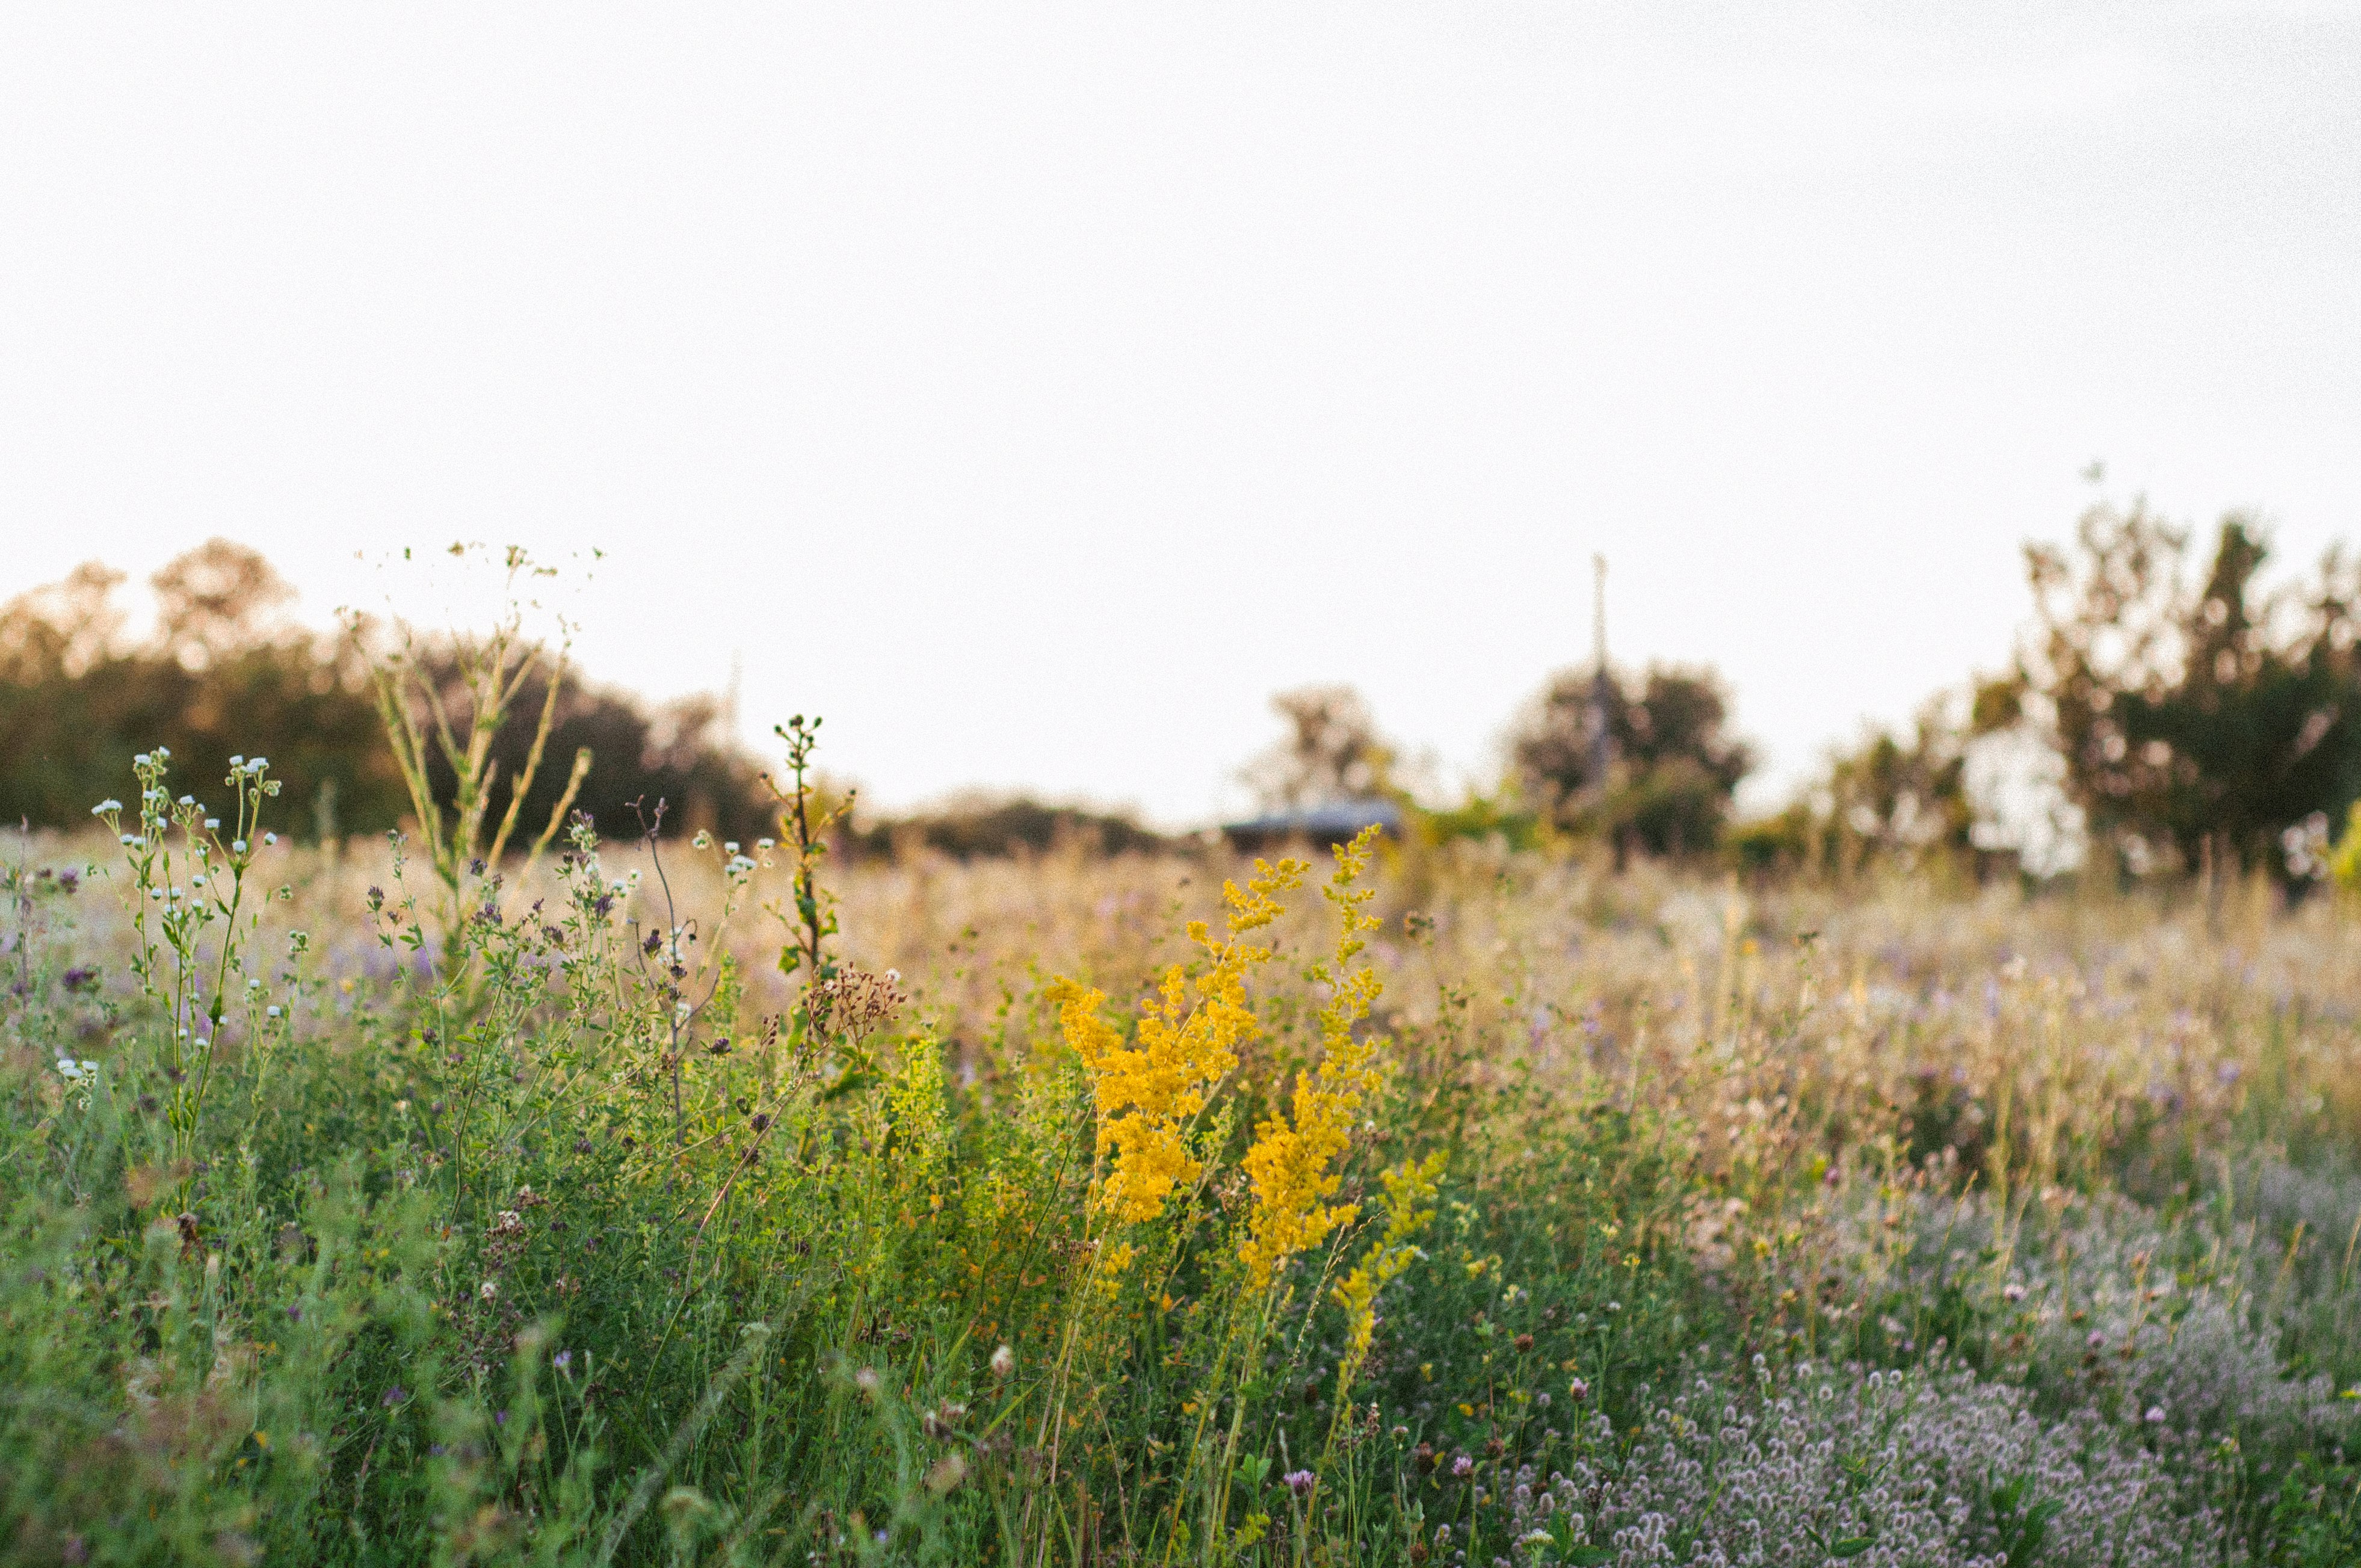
[{"left": 5, "top": 764, "right": 2359, "bottom": 1564}]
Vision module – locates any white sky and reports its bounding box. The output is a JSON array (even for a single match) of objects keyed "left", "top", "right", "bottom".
[{"left": 4, "top": 2, "right": 2357, "bottom": 826}]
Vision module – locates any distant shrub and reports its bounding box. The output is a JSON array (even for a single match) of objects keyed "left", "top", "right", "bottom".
[
  {"left": 1507, "top": 663, "right": 1753, "bottom": 862},
  {"left": 845, "top": 793, "right": 1171, "bottom": 860}
]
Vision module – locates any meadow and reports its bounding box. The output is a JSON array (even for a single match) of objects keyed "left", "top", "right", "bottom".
[{"left": 4, "top": 750, "right": 2360, "bottom": 1566}]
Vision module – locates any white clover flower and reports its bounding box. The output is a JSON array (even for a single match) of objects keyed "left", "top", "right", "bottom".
[
  {"left": 133, "top": 753, "right": 150, "bottom": 767},
  {"left": 267, "top": 1005, "right": 282, "bottom": 1018},
  {"left": 93, "top": 799, "right": 122, "bottom": 815},
  {"left": 179, "top": 795, "right": 194, "bottom": 806},
  {"left": 229, "top": 755, "right": 244, "bottom": 766},
  {"left": 203, "top": 818, "right": 220, "bottom": 830},
  {"left": 232, "top": 839, "right": 247, "bottom": 853},
  {"left": 264, "top": 832, "right": 277, "bottom": 845},
  {"left": 724, "top": 841, "right": 739, "bottom": 853},
  {"left": 248, "top": 756, "right": 267, "bottom": 770},
  {"left": 756, "top": 837, "right": 775, "bottom": 850},
  {"left": 247, "top": 977, "right": 261, "bottom": 989}
]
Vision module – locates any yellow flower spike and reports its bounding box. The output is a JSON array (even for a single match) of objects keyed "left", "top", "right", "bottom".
[
  {"left": 1052, "top": 859, "right": 1305, "bottom": 1227},
  {"left": 1239, "top": 827, "right": 1393, "bottom": 1288},
  {"left": 1332, "top": 1149, "right": 1446, "bottom": 1357}
]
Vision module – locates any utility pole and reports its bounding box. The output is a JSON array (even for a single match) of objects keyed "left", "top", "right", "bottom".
[
  {"left": 724, "top": 649, "right": 743, "bottom": 741},
  {"left": 1588, "top": 554, "right": 1615, "bottom": 790}
]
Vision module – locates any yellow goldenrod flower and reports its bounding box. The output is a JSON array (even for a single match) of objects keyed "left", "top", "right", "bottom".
[
  {"left": 1332, "top": 1150, "right": 1446, "bottom": 1357},
  {"left": 1239, "top": 829, "right": 1390, "bottom": 1287},
  {"left": 1054, "top": 860, "right": 1303, "bottom": 1225}
]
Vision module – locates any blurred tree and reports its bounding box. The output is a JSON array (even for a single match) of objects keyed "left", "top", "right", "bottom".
[
  {"left": 0, "top": 543, "right": 779, "bottom": 848},
  {"left": 151, "top": 539, "right": 296, "bottom": 667},
  {"left": 0, "top": 549, "right": 406, "bottom": 833},
  {"left": 1509, "top": 664, "right": 1753, "bottom": 861},
  {"left": 1813, "top": 698, "right": 1977, "bottom": 876},
  {"left": 413, "top": 664, "right": 777, "bottom": 848},
  {"left": 1241, "top": 684, "right": 1394, "bottom": 810},
  {"left": 1992, "top": 499, "right": 2361, "bottom": 882}
]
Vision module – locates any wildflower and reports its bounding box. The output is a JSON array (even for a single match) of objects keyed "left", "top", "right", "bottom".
[
  {"left": 383, "top": 1386, "right": 407, "bottom": 1407},
  {"left": 554, "top": 1350, "right": 573, "bottom": 1372},
  {"left": 2002, "top": 1282, "right": 2028, "bottom": 1303},
  {"left": 92, "top": 799, "right": 121, "bottom": 815},
  {"left": 1333, "top": 1150, "right": 1447, "bottom": 1357},
  {"left": 264, "top": 833, "right": 276, "bottom": 845},
  {"left": 1452, "top": 1454, "right": 1475, "bottom": 1478},
  {"left": 480, "top": 1280, "right": 499, "bottom": 1301},
  {"left": 1568, "top": 1378, "right": 1590, "bottom": 1401},
  {"left": 1283, "top": 1469, "right": 1316, "bottom": 1498},
  {"left": 1054, "top": 859, "right": 1299, "bottom": 1225},
  {"left": 266, "top": 1007, "right": 281, "bottom": 1019},
  {"left": 2144, "top": 1405, "right": 2167, "bottom": 1424},
  {"left": 1241, "top": 831, "right": 1388, "bottom": 1286},
  {"left": 990, "top": 1344, "right": 1016, "bottom": 1380}
]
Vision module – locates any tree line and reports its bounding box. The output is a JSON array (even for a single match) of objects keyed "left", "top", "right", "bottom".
[
  {"left": 11, "top": 501, "right": 2361, "bottom": 884},
  {"left": 0, "top": 541, "right": 776, "bottom": 847},
  {"left": 1247, "top": 495, "right": 2361, "bottom": 888}
]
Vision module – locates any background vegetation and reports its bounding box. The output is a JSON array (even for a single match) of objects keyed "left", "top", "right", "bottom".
[{"left": 5, "top": 502, "right": 2361, "bottom": 1563}]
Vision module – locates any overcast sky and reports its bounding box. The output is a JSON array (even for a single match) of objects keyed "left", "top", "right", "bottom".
[{"left": 4, "top": 3, "right": 2356, "bottom": 825}]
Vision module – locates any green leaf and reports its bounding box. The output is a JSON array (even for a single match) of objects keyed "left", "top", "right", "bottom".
[
  {"left": 819, "top": 1070, "right": 872, "bottom": 1103},
  {"left": 1829, "top": 1538, "right": 1874, "bottom": 1558},
  {"left": 1567, "top": 1549, "right": 1614, "bottom": 1566}
]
